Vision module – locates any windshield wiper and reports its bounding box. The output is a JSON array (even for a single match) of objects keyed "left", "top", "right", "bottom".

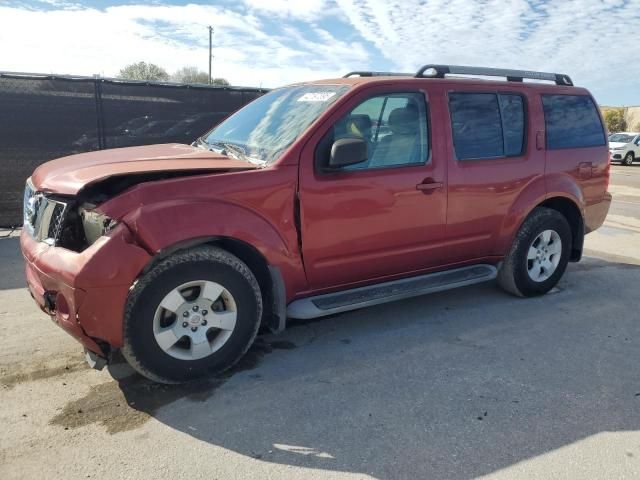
[
  {"left": 193, "top": 136, "right": 210, "bottom": 149},
  {"left": 207, "top": 141, "right": 266, "bottom": 166}
]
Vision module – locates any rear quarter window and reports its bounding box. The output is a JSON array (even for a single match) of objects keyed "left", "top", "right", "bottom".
[{"left": 541, "top": 94, "right": 606, "bottom": 149}]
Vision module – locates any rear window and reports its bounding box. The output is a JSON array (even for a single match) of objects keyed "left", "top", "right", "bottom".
[
  {"left": 449, "top": 92, "right": 525, "bottom": 160},
  {"left": 542, "top": 95, "right": 606, "bottom": 149}
]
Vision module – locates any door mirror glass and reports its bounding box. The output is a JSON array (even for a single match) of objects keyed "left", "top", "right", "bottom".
[{"left": 329, "top": 137, "right": 368, "bottom": 168}]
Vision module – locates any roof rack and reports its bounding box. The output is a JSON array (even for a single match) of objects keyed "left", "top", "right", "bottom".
[
  {"left": 343, "top": 71, "right": 412, "bottom": 78},
  {"left": 414, "top": 64, "right": 573, "bottom": 86}
]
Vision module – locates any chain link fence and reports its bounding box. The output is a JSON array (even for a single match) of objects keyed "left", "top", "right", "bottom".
[{"left": 0, "top": 72, "right": 267, "bottom": 227}]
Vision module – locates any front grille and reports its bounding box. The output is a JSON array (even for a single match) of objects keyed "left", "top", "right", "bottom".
[
  {"left": 23, "top": 180, "right": 36, "bottom": 233},
  {"left": 23, "top": 179, "right": 68, "bottom": 245}
]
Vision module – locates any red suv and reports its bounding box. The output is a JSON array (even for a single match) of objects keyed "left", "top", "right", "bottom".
[{"left": 21, "top": 65, "right": 611, "bottom": 383}]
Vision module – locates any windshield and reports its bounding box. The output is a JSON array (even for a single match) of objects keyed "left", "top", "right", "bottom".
[
  {"left": 202, "top": 84, "right": 349, "bottom": 165},
  {"left": 609, "top": 133, "right": 635, "bottom": 143}
]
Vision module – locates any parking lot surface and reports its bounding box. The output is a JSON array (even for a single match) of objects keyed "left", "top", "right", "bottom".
[{"left": 1, "top": 165, "right": 639, "bottom": 480}]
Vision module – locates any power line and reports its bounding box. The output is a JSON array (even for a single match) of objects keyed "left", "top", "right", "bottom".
[{"left": 208, "top": 25, "right": 213, "bottom": 85}]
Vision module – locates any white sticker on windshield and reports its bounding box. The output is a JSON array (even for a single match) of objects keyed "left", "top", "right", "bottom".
[{"left": 297, "top": 92, "right": 336, "bottom": 102}]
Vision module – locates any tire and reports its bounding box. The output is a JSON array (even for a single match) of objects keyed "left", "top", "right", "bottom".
[
  {"left": 622, "top": 152, "right": 634, "bottom": 166},
  {"left": 497, "top": 207, "right": 572, "bottom": 297},
  {"left": 122, "top": 246, "right": 262, "bottom": 384}
]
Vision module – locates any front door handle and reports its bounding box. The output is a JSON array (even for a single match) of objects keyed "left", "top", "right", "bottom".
[{"left": 416, "top": 181, "right": 443, "bottom": 191}]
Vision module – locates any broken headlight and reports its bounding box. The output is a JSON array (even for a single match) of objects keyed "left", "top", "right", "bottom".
[{"left": 79, "top": 206, "right": 118, "bottom": 245}]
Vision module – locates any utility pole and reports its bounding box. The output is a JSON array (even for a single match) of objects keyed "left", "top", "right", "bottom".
[{"left": 208, "top": 25, "right": 213, "bottom": 85}]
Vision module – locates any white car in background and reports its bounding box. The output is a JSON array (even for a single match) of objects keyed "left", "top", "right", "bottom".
[{"left": 609, "top": 132, "right": 640, "bottom": 165}]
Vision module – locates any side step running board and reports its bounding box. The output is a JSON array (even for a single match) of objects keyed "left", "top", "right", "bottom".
[{"left": 287, "top": 264, "right": 497, "bottom": 319}]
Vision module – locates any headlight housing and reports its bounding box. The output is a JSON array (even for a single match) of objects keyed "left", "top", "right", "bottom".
[
  {"left": 611, "top": 146, "right": 625, "bottom": 150},
  {"left": 79, "top": 206, "right": 118, "bottom": 245}
]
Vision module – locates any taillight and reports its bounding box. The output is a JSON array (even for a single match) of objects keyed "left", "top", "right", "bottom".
[{"left": 604, "top": 151, "right": 610, "bottom": 191}]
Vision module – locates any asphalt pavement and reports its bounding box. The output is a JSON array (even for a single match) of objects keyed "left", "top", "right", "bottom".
[{"left": 1, "top": 165, "right": 639, "bottom": 480}]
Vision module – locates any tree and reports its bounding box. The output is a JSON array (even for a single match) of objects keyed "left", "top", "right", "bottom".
[
  {"left": 171, "top": 66, "right": 209, "bottom": 84},
  {"left": 603, "top": 108, "right": 627, "bottom": 133},
  {"left": 117, "top": 62, "right": 169, "bottom": 81},
  {"left": 212, "top": 77, "right": 230, "bottom": 86}
]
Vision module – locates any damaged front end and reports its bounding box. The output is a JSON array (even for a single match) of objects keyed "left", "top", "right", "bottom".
[
  {"left": 21, "top": 176, "right": 164, "bottom": 363},
  {"left": 26, "top": 171, "right": 215, "bottom": 253},
  {"left": 21, "top": 143, "right": 262, "bottom": 366},
  {"left": 23, "top": 178, "right": 115, "bottom": 253}
]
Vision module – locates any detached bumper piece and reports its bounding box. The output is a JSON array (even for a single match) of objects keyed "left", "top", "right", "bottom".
[{"left": 85, "top": 348, "right": 107, "bottom": 370}]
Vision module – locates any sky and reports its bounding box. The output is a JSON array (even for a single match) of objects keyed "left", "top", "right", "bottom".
[{"left": 0, "top": 0, "right": 638, "bottom": 105}]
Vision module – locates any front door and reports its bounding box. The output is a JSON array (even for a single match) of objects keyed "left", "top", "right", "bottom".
[{"left": 299, "top": 84, "right": 448, "bottom": 290}]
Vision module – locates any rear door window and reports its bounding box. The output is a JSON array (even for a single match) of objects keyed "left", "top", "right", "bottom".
[
  {"left": 499, "top": 94, "right": 525, "bottom": 156},
  {"left": 448, "top": 92, "right": 526, "bottom": 160},
  {"left": 541, "top": 94, "right": 606, "bottom": 149}
]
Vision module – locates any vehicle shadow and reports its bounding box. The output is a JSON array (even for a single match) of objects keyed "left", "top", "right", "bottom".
[
  {"left": 108, "top": 256, "right": 640, "bottom": 479},
  {"left": 0, "top": 236, "right": 26, "bottom": 290}
]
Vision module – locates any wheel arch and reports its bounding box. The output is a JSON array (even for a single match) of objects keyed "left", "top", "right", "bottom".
[
  {"left": 500, "top": 172, "right": 585, "bottom": 262},
  {"left": 507, "top": 196, "right": 584, "bottom": 263},
  {"left": 538, "top": 196, "right": 584, "bottom": 261},
  {"left": 119, "top": 198, "right": 307, "bottom": 329},
  {"left": 137, "top": 235, "right": 287, "bottom": 333},
  {"left": 124, "top": 200, "right": 296, "bottom": 334}
]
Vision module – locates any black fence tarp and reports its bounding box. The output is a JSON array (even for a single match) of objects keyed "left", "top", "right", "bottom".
[{"left": 0, "top": 73, "right": 267, "bottom": 226}]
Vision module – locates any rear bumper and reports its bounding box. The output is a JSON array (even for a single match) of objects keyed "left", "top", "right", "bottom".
[
  {"left": 21, "top": 224, "right": 151, "bottom": 355},
  {"left": 584, "top": 191, "right": 612, "bottom": 234}
]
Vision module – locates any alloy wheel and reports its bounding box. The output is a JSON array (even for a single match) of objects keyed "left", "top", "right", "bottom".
[
  {"left": 526, "top": 229, "right": 562, "bottom": 282},
  {"left": 152, "top": 280, "right": 237, "bottom": 360}
]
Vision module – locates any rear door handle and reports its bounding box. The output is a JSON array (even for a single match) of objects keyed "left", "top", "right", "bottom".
[
  {"left": 416, "top": 181, "right": 443, "bottom": 191},
  {"left": 578, "top": 162, "right": 593, "bottom": 179}
]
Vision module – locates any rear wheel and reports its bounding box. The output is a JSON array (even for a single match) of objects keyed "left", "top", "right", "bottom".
[
  {"left": 623, "top": 152, "right": 634, "bottom": 166},
  {"left": 498, "top": 207, "right": 572, "bottom": 297},
  {"left": 122, "top": 246, "right": 262, "bottom": 384}
]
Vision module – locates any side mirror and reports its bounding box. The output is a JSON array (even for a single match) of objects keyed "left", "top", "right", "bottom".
[{"left": 329, "top": 137, "right": 368, "bottom": 169}]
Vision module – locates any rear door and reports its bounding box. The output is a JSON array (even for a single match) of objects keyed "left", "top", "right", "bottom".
[
  {"left": 443, "top": 87, "right": 545, "bottom": 263},
  {"left": 298, "top": 83, "right": 449, "bottom": 290}
]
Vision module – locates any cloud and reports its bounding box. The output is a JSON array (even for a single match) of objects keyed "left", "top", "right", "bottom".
[
  {"left": 0, "top": 0, "right": 638, "bottom": 104},
  {"left": 241, "top": 0, "right": 332, "bottom": 21},
  {"left": 243, "top": 0, "right": 640, "bottom": 103},
  {"left": 332, "top": 0, "right": 640, "bottom": 104},
  {"left": 0, "top": 2, "right": 364, "bottom": 87}
]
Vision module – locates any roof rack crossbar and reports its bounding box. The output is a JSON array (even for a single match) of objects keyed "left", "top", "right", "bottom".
[
  {"left": 414, "top": 64, "right": 573, "bottom": 86},
  {"left": 343, "top": 71, "right": 413, "bottom": 78}
]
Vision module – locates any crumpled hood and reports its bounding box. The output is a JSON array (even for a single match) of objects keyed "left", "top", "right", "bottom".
[{"left": 31, "top": 143, "right": 258, "bottom": 195}]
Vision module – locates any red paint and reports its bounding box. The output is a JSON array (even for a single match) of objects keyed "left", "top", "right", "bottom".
[
  {"left": 32, "top": 143, "right": 257, "bottom": 195},
  {"left": 22, "top": 75, "right": 611, "bottom": 356}
]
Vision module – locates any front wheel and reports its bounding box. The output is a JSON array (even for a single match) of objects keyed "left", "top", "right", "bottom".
[
  {"left": 498, "top": 207, "right": 572, "bottom": 297},
  {"left": 622, "top": 152, "right": 634, "bottom": 166},
  {"left": 122, "top": 246, "right": 262, "bottom": 384}
]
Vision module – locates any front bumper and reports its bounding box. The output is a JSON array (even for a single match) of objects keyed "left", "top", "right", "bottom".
[
  {"left": 609, "top": 151, "right": 624, "bottom": 160},
  {"left": 21, "top": 223, "right": 151, "bottom": 355}
]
